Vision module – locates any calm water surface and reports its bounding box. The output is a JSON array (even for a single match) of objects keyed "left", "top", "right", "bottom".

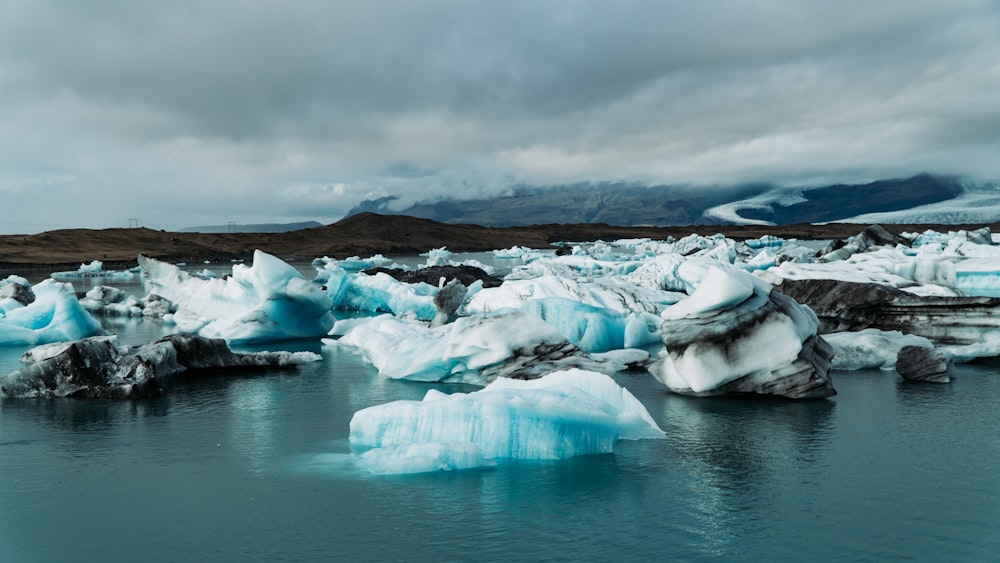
[{"left": 1, "top": 269, "right": 999, "bottom": 561}]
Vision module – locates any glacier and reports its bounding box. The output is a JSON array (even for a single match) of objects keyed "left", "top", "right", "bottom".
[{"left": 349, "top": 369, "right": 665, "bottom": 474}]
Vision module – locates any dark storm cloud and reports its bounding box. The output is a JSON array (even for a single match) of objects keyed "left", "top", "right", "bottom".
[{"left": 0, "top": 1, "right": 997, "bottom": 232}]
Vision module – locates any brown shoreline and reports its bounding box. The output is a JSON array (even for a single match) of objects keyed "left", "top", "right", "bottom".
[{"left": 0, "top": 212, "right": 995, "bottom": 270}]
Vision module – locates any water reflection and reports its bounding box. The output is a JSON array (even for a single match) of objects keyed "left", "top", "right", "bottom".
[{"left": 655, "top": 393, "right": 836, "bottom": 554}]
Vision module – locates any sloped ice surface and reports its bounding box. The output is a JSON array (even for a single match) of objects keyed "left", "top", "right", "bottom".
[
  {"left": 522, "top": 297, "right": 661, "bottom": 352},
  {"left": 350, "top": 369, "right": 665, "bottom": 474},
  {"left": 0, "top": 279, "right": 107, "bottom": 346}
]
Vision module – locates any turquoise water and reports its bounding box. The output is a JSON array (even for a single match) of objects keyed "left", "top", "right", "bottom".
[
  {"left": 1, "top": 264, "right": 1000, "bottom": 562},
  {"left": 2, "top": 317, "right": 999, "bottom": 562}
]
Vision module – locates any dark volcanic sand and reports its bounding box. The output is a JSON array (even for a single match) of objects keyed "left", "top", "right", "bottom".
[{"left": 0, "top": 212, "right": 995, "bottom": 271}]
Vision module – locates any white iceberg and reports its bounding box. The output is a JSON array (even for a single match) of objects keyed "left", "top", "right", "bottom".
[
  {"left": 139, "top": 250, "right": 334, "bottom": 343},
  {"left": 51, "top": 260, "right": 137, "bottom": 281},
  {"left": 330, "top": 310, "right": 609, "bottom": 385},
  {"left": 350, "top": 368, "right": 665, "bottom": 474},
  {"left": 824, "top": 329, "right": 935, "bottom": 370}
]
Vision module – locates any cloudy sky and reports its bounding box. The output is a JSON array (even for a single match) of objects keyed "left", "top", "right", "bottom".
[{"left": 1, "top": 1, "right": 998, "bottom": 233}]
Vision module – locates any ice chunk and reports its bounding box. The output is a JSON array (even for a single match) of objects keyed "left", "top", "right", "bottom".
[
  {"left": 523, "top": 297, "right": 628, "bottom": 353},
  {"left": 0, "top": 279, "right": 108, "bottom": 346},
  {"left": 331, "top": 310, "right": 609, "bottom": 385},
  {"left": 661, "top": 265, "right": 759, "bottom": 319},
  {"left": 651, "top": 267, "right": 835, "bottom": 398},
  {"left": 0, "top": 275, "right": 35, "bottom": 312},
  {"left": 492, "top": 246, "right": 543, "bottom": 261},
  {"left": 312, "top": 254, "right": 395, "bottom": 273},
  {"left": 334, "top": 271, "right": 442, "bottom": 321},
  {"left": 1, "top": 333, "right": 321, "bottom": 399},
  {"left": 421, "top": 247, "right": 453, "bottom": 267},
  {"left": 79, "top": 286, "right": 144, "bottom": 317},
  {"left": 51, "top": 260, "right": 137, "bottom": 281},
  {"left": 139, "top": 250, "right": 334, "bottom": 342},
  {"left": 465, "top": 273, "right": 677, "bottom": 318},
  {"left": 349, "top": 369, "right": 665, "bottom": 474},
  {"left": 824, "top": 329, "right": 934, "bottom": 370}
]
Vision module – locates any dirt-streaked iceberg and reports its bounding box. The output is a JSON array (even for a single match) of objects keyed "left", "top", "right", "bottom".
[
  {"left": 651, "top": 266, "right": 835, "bottom": 399},
  {"left": 1, "top": 333, "right": 320, "bottom": 399},
  {"left": 329, "top": 310, "right": 609, "bottom": 385}
]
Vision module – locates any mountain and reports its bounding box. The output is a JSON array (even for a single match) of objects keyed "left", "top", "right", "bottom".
[
  {"left": 346, "top": 182, "right": 771, "bottom": 226},
  {"left": 178, "top": 221, "right": 323, "bottom": 233},
  {"left": 345, "top": 174, "right": 963, "bottom": 226}
]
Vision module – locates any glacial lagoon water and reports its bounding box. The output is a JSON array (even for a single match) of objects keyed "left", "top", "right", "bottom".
[{"left": 2, "top": 265, "right": 1000, "bottom": 561}]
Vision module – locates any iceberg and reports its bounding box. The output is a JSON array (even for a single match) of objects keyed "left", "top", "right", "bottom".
[
  {"left": 79, "top": 286, "right": 143, "bottom": 316},
  {"left": 139, "top": 250, "right": 334, "bottom": 342},
  {"left": 350, "top": 369, "right": 665, "bottom": 474},
  {"left": 0, "top": 279, "right": 107, "bottom": 346},
  {"left": 0, "top": 275, "right": 35, "bottom": 312},
  {"left": 50, "top": 260, "right": 137, "bottom": 281},
  {"left": 651, "top": 266, "right": 835, "bottom": 398},
  {"left": 464, "top": 272, "right": 679, "bottom": 317},
  {"left": 0, "top": 333, "right": 321, "bottom": 399},
  {"left": 312, "top": 254, "right": 395, "bottom": 273},
  {"left": 331, "top": 311, "right": 609, "bottom": 385},
  {"left": 824, "top": 329, "right": 935, "bottom": 370},
  {"left": 522, "top": 297, "right": 661, "bottom": 352},
  {"left": 316, "top": 263, "right": 482, "bottom": 323},
  {"left": 775, "top": 276, "right": 1000, "bottom": 362}
]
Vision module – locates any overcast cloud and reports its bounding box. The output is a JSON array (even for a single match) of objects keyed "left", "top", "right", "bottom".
[{"left": 1, "top": 0, "right": 998, "bottom": 232}]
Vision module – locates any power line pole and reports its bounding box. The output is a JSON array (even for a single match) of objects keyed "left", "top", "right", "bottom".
[
  {"left": 128, "top": 218, "right": 140, "bottom": 228},
  {"left": 228, "top": 221, "right": 237, "bottom": 233}
]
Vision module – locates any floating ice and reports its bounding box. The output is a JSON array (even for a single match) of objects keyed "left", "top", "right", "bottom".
[
  {"left": 464, "top": 273, "right": 679, "bottom": 317},
  {"left": 824, "top": 329, "right": 934, "bottom": 370},
  {"left": 79, "top": 286, "right": 143, "bottom": 316},
  {"left": 312, "top": 254, "right": 396, "bottom": 273},
  {"left": 331, "top": 310, "right": 609, "bottom": 385},
  {"left": 492, "top": 246, "right": 544, "bottom": 262},
  {"left": 332, "top": 271, "right": 442, "bottom": 321},
  {"left": 314, "top": 259, "right": 477, "bottom": 322},
  {"left": 51, "top": 260, "right": 137, "bottom": 281},
  {"left": 421, "top": 246, "right": 453, "bottom": 267},
  {"left": 350, "top": 369, "right": 665, "bottom": 474},
  {"left": 139, "top": 250, "right": 334, "bottom": 342},
  {"left": 0, "top": 276, "right": 34, "bottom": 313},
  {"left": 652, "top": 266, "right": 834, "bottom": 398},
  {"left": 0, "top": 279, "right": 107, "bottom": 346},
  {"left": 522, "top": 297, "right": 661, "bottom": 352},
  {"left": 1, "top": 333, "right": 321, "bottom": 399}
]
